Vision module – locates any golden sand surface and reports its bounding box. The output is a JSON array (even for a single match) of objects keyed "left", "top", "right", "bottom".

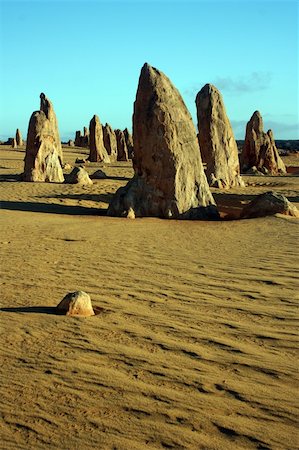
[{"left": 0, "top": 146, "right": 298, "bottom": 449}]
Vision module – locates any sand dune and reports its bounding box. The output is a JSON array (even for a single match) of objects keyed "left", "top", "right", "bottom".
[{"left": 0, "top": 146, "right": 298, "bottom": 449}]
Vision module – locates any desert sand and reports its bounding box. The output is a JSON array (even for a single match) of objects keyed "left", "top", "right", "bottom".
[{"left": 0, "top": 145, "right": 298, "bottom": 449}]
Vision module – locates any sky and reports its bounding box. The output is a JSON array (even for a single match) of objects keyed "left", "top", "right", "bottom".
[{"left": 0, "top": 0, "right": 298, "bottom": 141}]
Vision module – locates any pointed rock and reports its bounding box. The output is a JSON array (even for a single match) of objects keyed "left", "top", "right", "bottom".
[
  {"left": 196, "top": 84, "right": 244, "bottom": 188},
  {"left": 88, "top": 115, "right": 110, "bottom": 163},
  {"left": 115, "top": 129, "right": 129, "bottom": 161},
  {"left": 108, "top": 63, "right": 218, "bottom": 219},
  {"left": 16, "top": 129, "right": 23, "bottom": 146},
  {"left": 240, "top": 111, "right": 286, "bottom": 175},
  {"left": 123, "top": 128, "right": 134, "bottom": 159},
  {"left": 23, "top": 93, "right": 64, "bottom": 182},
  {"left": 12, "top": 138, "right": 17, "bottom": 148},
  {"left": 102, "top": 123, "right": 118, "bottom": 161}
]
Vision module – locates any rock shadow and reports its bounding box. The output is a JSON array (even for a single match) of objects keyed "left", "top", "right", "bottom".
[{"left": 0, "top": 200, "right": 107, "bottom": 216}]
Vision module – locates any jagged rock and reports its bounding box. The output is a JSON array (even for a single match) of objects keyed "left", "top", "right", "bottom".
[
  {"left": 23, "top": 93, "right": 64, "bottom": 182},
  {"left": 66, "top": 167, "right": 93, "bottom": 185},
  {"left": 74, "top": 128, "right": 89, "bottom": 147},
  {"left": 90, "top": 169, "right": 107, "bottom": 179},
  {"left": 56, "top": 291, "right": 95, "bottom": 317},
  {"left": 123, "top": 128, "right": 134, "bottom": 159},
  {"left": 196, "top": 84, "right": 244, "bottom": 189},
  {"left": 102, "top": 123, "right": 117, "bottom": 161},
  {"left": 12, "top": 138, "right": 17, "bottom": 148},
  {"left": 88, "top": 115, "right": 110, "bottom": 163},
  {"left": 241, "top": 191, "right": 299, "bottom": 218},
  {"left": 16, "top": 129, "right": 23, "bottom": 146},
  {"left": 240, "top": 111, "right": 286, "bottom": 175},
  {"left": 108, "top": 63, "right": 218, "bottom": 219},
  {"left": 74, "top": 130, "right": 82, "bottom": 146},
  {"left": 115, "top": 129, "right": 129, "bottom": 161}
]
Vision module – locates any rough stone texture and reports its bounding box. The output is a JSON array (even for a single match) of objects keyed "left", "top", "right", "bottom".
[
  {"left": 74, "top": 128, "right": 89, "bottom": 147},
  {"left": 240, "top": 111, "right": 286, "bottom": 175},
  {"left": 88, "top": 115, "right": 110, "bottom": 163},
  {"left": 123, "top": 128, "right": 134, "bottom": 159},
  {"left": 56, "top": 291, "right": 95, "bottom": 317},
  {"left": 241, "top": 191, "right": 299, "bottom": 218},
  {"left": 74, "top": 130, "right": 82, "bottom": 146},
  {"left": 115, "top": 129, "right": 129, "bottom": 161},
  {"left": 23, "top": 93, "right": 64, "bottom": 182},
  {"left": 66, "top": 167, "right": 93, "bottom": 186},
  {"left": 196, "top": 84, "right": 244, "bottom": 189},
  {"left": 102, "top": 123, "right": 118, "bottom": 161},
  {"left": 16, "top": 129, "right": 23, "bottom": 146},
  {"left": 90, "top": 169, "right": 107, "bottom": 179},
  {"left": 108, "top": 63, "right": 218, "bottom": 219}
]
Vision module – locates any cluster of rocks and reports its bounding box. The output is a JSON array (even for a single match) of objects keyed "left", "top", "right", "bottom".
[
  {"left": 240, "top": 111, "right": 286, "bottom": 175},
  {"left": 74, "top": 120, "right": 133, "bottom": 163},
  {"left": 20, "top": 64, "right": 296, "bottom": 221}
]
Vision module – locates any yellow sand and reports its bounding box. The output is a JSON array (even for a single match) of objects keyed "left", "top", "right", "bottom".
[{"left": 0, "top": 146, "right": 298, "bottom": 449}]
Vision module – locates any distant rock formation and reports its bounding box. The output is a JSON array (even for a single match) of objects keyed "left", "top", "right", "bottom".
[
  {"left": 102, "top": 123, "right": 118, "bottom": 161},
  {"left": 74, "top": 127, "right": 89, "bottom": 147},
  {"left": 57, "top": 291, "right": 95, "bottom": 317},
  {"left": 88, "top": 115, "right": 110, "bottom": 163},
  {"left": 108, "top": 63, "right": 218, "bottom": 219},
  {"left": 196, "top": 84, "right": 244, "bottom": 188},
  {"left": 68, "top": 139, "right": 75, "bottom": 147},
  {"left": 15, "top": 129, "right": 23, "bottom": 146},
  {"left": 66, "top": 167, "right": 93, "bottom": 186},
  {"left": 23, "top": 93, "right": 64, "bottom": 182},
  {"left": 240, "top": 111, "right": 286, "bottom": 175},
  {"left": 241, "top": 191, "right": 299, "bottom": 218},
  {"left": 115, "top": 129, "right": 129, "bottom": 161},
  {"left": 123, "top": 128, "right": 134, "bottom": 159},
  {"left": 12, "top": 138, "right": 17, "bottom": 148}
]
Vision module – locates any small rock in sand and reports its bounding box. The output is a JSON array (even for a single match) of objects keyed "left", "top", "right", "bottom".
[{"left": 57, "top": 291, "right": 95, "bottom": 317}]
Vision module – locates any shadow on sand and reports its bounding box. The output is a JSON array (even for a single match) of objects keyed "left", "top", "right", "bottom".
[
  {"left": 0, "top": 200, "right": 107, "bottom": 216},
  {"left": 0, "top": 306, "right": 60, "bottom": 314}
]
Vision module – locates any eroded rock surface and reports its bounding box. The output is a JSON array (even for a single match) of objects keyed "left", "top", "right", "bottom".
[
  {"left": 16, "top": 129, "right": 23, "bottom": 146},
  {"left": 115, "top": 129, "right": 129, "bottom": 161},
  {"left": 108, "top": 63, "right": 218, "bottom": 219},
  {"left": 241, "top": 191, "right": 299, "bottom": 218},
  {"left": 196, "top": 84, "right": 244, "bottom": 188},
  {"left": 89, "top": 115, "right": 110, "bottom": 163},
  {"left": 66, "top": 167, "right": 93, "bottom": 186},
  {"left": 57, "top": 291, "right": 95, "bottom": 317},
  {"left": 240, "top": 111, "right": 286, "bottom": 175},
  {"left": 23, "top": 93, "right": 64, "bottom": 182},
  {"left": 102, "top": 123, "right": 117, "bottom": 161}
]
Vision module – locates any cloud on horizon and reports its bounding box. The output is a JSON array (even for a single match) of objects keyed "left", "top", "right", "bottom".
[{"left": 184, "top": 71, "right": 272, "bottom": 99}]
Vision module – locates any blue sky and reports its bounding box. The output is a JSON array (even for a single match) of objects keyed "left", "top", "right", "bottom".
[{"left": 0, "top": 0, "right": 298, "bottom": 141}]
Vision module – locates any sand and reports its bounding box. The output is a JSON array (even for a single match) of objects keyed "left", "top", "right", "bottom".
[{"left": 0, "top": 145, "right": 298, "bottom": 449}]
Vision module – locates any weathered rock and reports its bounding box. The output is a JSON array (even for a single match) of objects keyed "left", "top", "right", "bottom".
[
  {"left": 23, "top": 93, "right": 64, "bottom": 182},
  {"left": 196, "top": 84, "right": 244, "bottom": 189},
  {"left": 68, "top": 139, "right": 75, "bottom": 147},
  {"left": 108, "top": 63, "right": 218, "bottom": 219},
  {"left": 102, "top": 123, "right": 118, "bottom": 161},
  {"left": 66, "top": 167, "right": 93, "bottom": 185},
  {"left": 12, "top": 138, "right": 17, "bottom": 148},
  {"left": 115, "top": 129, "right": 129, "bottom": 161},
  {"left": 241, "top": 191, "right": 299, "bottom": 218},
  {"left": 90, "top": 169, "right": 107, "bottom": 179},
  {"left": 16, "top": 129, "right": 23, "bottom": 146},
  {"left": 240, "top": 111, "right": 286, "bottom": 175},
  {"left": 74, "top": 130, "right": 82, "bottom": 146},
  {"left": 88, "top": 115, "right": 110, "bottom": 163},
  {"left": 123, "top": 128, "right": 134, "bottom": 159},
  {"left": 56, "top": 291, "right": 95, "bottom": 317}
]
